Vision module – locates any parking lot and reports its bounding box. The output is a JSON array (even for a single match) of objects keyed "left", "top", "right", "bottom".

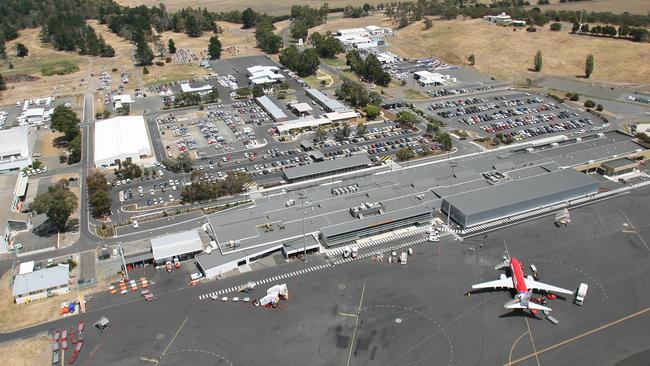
[{"left": 416, "top": 90, "right": 607, "bottom": 142}]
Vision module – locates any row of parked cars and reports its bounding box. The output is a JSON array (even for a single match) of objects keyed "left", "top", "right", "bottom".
[
  {"left": 428, "top": 85, "right": 493, "bottom": 98},
  {"left": 22, "top": 166, "right": 48, "bottom": 177},
  {"left": 505, "top": 121, "right": 590, "bottom": 141}
]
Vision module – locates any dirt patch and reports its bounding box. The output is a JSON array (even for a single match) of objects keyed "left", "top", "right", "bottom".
[
  {"left": 37, "top": 130, "right": 66, "bottom": 159},
  {"left": 0, "top": 334, "right": 51, "bottom": 366},
  {"left": 525, "top": 0, "right": 650, "bottom": 15},
  {"left": 390, "top": 18, "right": 650, "bottom": 85}
]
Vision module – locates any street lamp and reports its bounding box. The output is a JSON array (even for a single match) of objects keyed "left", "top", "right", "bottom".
[
  {"left": 447, "top": 161, "right": 458, "bottom": 226},
  {"left": 297, "top": 193, "right": 308, "bottom": 262},
  {"left": 118, "top": 242, "right": 129, "bottom": 281}
]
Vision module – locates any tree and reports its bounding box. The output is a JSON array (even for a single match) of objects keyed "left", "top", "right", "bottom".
[
  {"left": 223, "top": 171, "right": 252, "bottom": 194},
  {"left": 236, "top": 87, "right": 250, "bottom": 99},
  {"left": 296, "top": 48, "right": 320, "bottom": 77},
  {"left": 584, "top": 100, "right": 596, "bottom": 108},
  {"left": 135, "top": 37, "right": 154, "bottom": 66},
  {"left": 334, "top": 123, "right": 352, "bottom": 141},
  {"left": 436, "top": 132, "right": 453, "bottom": 151},
  {"left": 50, "top": 105, "right": 80, "bottom": 140},
  {"left": 571, "top": 22, "right": 580, "bottom": 33},
  {"left": 585, "top": 54, "right": 594, "bottom": 79},
  {"left": 168, "top": 38, "right": 176, "bottom": 54},
  {"left": 279, "top": 45, "right": 300, "bottom": 70},
  {"left": 0, "top": 36, "right": 6, "bottom": 59},
  {"left": 208, "top": 36, "right": 222, "bottom": 59},
  {"left": 397, "top": 111, "right": 418, "bottom": 129},
  {"left": 185, "top": 14, "right": 202, "bottom": 37},
  {"left": 314, "top": 126, "right": 327, "bottom": 141},
  {"left": 143, "top": 66, "right": 150, "bottom": 74},
  {"left": 0, "top": 73, "right": 6, "bottom": 91},
  {"left": 533, "top": 50, "right": 543, "bottom": 72},
  {"left": 291, "top": 19, "right": 308, "bottom": 41},
  {"left": 364, "top": 104, "right": 380, "bottom": 120},
  {"left": 252, "top": 84, "right": 265, "bottom": 98},
  {"left": 115, "top": 160, "right": 142, "bottom": 179},
  {"left": 16, "top": 43, "right": 29, "bottom": 57},
  {"left": 242, "top": 8, "right": 257, "bottom": 29},
  {"left": 396, "top": 147, "right": 414, "bottom": 161},
  {"left": 67, "top": 134, "right": 82, "bottom": 164},
  {"left": 467, "top": 54, "right": 475, "bottom": 65},
  {"left": 89, "top": 190, "right": 111, "bottom": 218},
  {"left": 427, "top": 122, "right": 439, "bottom": 135},
  {"left": 356, "top": 122, "right": 368, "bottom": 136},
  {"left": 550, "top": 22, "right": 562, "bottom": 31},
  {"left": 31, "top": 184, "right": 78, "bottom": 231}
]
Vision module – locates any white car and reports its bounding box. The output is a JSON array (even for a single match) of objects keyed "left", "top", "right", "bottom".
[
  {"left": 169, "top": 195, "right": 174, "bottom": 202},
  {"left": 190, "top": 272, "right": 203, "bottom": 281},
  {"left": 149, "top": 189, "right": 154, "bottom": 195},
  {"left": 138, "top": 186, "right": 143, "bottom": 193},
  {"left": 132, "top": 220, "right": 139, "bottom": 229}
]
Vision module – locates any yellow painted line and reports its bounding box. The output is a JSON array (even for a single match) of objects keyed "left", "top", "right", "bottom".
[{"left": 506, "top": 307, "right": 650, "bottom": 365}]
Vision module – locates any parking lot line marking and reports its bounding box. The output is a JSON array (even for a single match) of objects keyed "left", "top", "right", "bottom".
[
  {"left": 346, "top": 280, "right": 367, "bottom": 366},
  {"left": 162, "top": 316, "right": 188, "bottom": 357},
  {"left": 506, "top": 307, "right": 650, "bottom": 366}
]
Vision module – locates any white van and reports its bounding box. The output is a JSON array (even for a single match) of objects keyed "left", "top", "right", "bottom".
[{"left": 575, "top": 283, "right": 588, "bottom": 306}]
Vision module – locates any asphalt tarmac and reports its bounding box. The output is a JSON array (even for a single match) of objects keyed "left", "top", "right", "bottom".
[{"left": 5, "top": 185, "right": 650, "bottom": 366}]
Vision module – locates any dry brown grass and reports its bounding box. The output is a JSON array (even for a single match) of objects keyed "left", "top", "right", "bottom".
[
  {"left": 37, "top": 130, "right": 66, "bottom": 159},
  {"left": 525, "top": 0, "right": 650, "bottom": 15},
  {"left": 389, "top": 18, "right": 650, "bottom": 85},
  {"left": 0, "top": 334, "right": 51, "bottom": 366}
]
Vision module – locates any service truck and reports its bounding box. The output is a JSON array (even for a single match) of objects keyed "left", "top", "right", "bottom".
[{"left": 575, "top": 283, "right": 588, "bottom": 305}]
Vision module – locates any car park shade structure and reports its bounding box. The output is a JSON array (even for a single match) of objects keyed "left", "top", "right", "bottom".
[
  {"left": 305, "top": 88, "right": 347, "bottom": 112},
  {"left": 255, "top": 96, "right": 288, "bottom": 122},
  {"left": 150, "top": 229, "right": 203, "bottom": 264},
  {"left": 282, "top": 155, "right": 372, "bottom": 182},
  {"left": 441, "top": 169, "right": 599, "bottom": 228}
]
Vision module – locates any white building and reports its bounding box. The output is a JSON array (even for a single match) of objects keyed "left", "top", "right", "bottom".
[
  {"left": 484, "top": 12, "right": 512, "bottom": 25},
  {"left": 113, "top": 94, "right": 134, "bottom": 110},
  {"left": 94, "top": 116, "right": 153, "bottom": 168},
  {"left": 414, "top": 71, "right": 447, "bottom": 87},
  {"left": 335, "top": 35, "right": 374, "bottom": 47},
  {"left": 337, "top": 28, "right": 370, "bottom": 37},
  {"left": 365, "top": 25, "right": 393, "bottom": 36},
  {"left": 180, "top": 83, "right": 214, "bottom": 96},
  {"left": 247, "top": 66, "right": 285, "bottom": 86},
  {"left": 275, "top": 110, "right": 359, "bottom": 135},
  {"left": 18, "top": 108, "right": 52, "bottom": 126},
  {"left": 376, "top": 52, "right": 397, "bottom": 64},
  {"left": 322, "top": 111, "right": 359, "bottom": 124},
  {"left": 1, "top": 174, "right": 32, "bottom": 254},
  {"left": 13, "top": 264, "right": 70, "bottom": 304},
  {"left": 0, "top": 126, "right": 35, "bottom": 172}
]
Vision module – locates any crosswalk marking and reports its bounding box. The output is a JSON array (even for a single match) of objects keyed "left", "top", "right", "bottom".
[{"left": 325, "top": 227, "right": 429, "bottom": 258}]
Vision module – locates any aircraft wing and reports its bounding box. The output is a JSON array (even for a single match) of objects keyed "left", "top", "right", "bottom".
[
  {"left": 524, "top": 278, "right": 574, "bottom": 295},
  {"left": 472, "top": 277, "right": 513, "bottom": 290},
  {"left": 504, "top": 300, "right": 552, "bottom": 312}
]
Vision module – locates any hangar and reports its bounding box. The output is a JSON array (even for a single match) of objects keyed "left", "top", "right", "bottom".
[
  {"left": 94, "top": 116, "right": 153, "bottom": 168},
  {"left": 441, "top": 169, "right": 599, "bottom": 228},
  {"left": 0, "top": 126, "right": 36, "bottom": 172}
]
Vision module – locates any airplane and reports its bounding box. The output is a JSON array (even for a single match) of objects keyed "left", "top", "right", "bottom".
[{"left": 470, "top": 255, "right": 574, "bottom": 314}]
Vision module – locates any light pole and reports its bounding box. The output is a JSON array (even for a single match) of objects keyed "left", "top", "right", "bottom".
[
  {"left": 118, "top": 242, "right": 129, "bottom": 281},
  {"left": 447, "top": 161, "right": 458, "bottom": 226},
  {"left": 298, "top": 193, "right": 308, "bottom": 262}
]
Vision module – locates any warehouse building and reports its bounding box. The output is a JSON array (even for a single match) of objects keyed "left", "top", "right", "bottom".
[
  {"left": 94, "top": 116, "right": 153, "bottom": 168},
  {"left": 247, "top": 66, "right": 285, "bottom": 86},
  {"left": 289, "top": 102, "right": 313, "bottom": 117},
  {"left": 12, "top": 264, "right": 70, "bottom": 304},
  {"left": 322, "top": 110, "right": 359, "bottom": 124},
  {"left": 441, "top": 169, "right": 599, "bottom": 228},
  {"left": 414, "top": 71, "right": 447, "bottom": 87},
  {"left": 0, "top": 126, "right": 36, "bottom": 172},
  {"left": 256, "top": 96, "right": 289, "bottom": 122},
  {"left": 282, "top": 154, "right": 372, "bottom": 182},
  {"left": 151, "top": 229, "right": 204, "bottom": 265},
  {"left": 180, "top": 83, "right": 214, "bottom": 96},
  {"left": 305, "top": 88, "right": 347, "bottom": 112},
  {"left": 113, "top": 94, "right": 134, "bottom": 109},
  {"left": 276, "top": 117, "right": 331, "bottom": 136}
]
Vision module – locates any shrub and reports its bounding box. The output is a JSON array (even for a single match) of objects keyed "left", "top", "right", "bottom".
[
  {"left": 567, "top": 93, "right": 580, "bottom": 102},
  {"left": 155, "top": 61, "right": 165, "bottom": 67},
  {"left": 165, "top": 57, "right": 172, "bottom": 63},
  {"left": 584, "top": 100, "right": 596, "bottom": 108},
  {"left": 596, "top": 104, "right": 604, "bottom": 111},
  {"left": 550, "top": 23, "right": 562, "bottom": 31},
  {"left": 143, "top": 66, "right": 149, "bottom": 75},
  {"left": 277, "top": 92, "right": 286, "bottom": 100},
  {"left": 111, "top": 68, "right": 118, "bottom": 72}
]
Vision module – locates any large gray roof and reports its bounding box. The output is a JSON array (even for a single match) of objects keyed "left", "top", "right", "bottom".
[
  {"left": 283, "top": 155, "right": 371, "bottom": 181},
  {"left": 256, "top": 96, "right": 287, "bottom": 121},
  {"left": 320, "top": 205, "right": 432, "bottom": 238},
  {"left": 443, "top": 169, "right": 599, "bottom": 217},
  {"left": 305, "top": 88, "right": 346, "bottom": 111},
  {"left": 12, "top": 265, "right": 69, "bottom": 297},
  {"left": 151, "top": 229, "right": 203, "bottom": 260}
]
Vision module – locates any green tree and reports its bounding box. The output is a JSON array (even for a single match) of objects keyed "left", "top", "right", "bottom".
[
  {"left": 364, "top": 104, "right": 380, "bottom": 120},
  {"left": 50, "top": 105, "right": 80, "bottom": 140},
  {"left": 279, "top": 45, "right": 300, "bottom": 70},
  {"left": 296, "top": 48, "right": 320, "bottom": 77},
  {"left": 135, "top": 37, "right": 154, "bottom": 66},
  {"left": 252, "top": 84, "right": 265, "bottom": 98},
  {"left": 87, "top": 171, "right": 109, "bottom": 196},
  {"left": 115, "top": 161, "right": 142, "bottom": 179},
  {"left": 185, "top": 14, "right": 202, "bottom": 37},
  {"left": 533, "top": 50, "right": 543, "bottom": 72},
  {"left": 436, "top": 132, "right": 453, "bottom": 151},
  {"left": 334, "top": 123, "right": 351, "bottom": 141},
  {"left": 208, "top": 36, "right": 222, "bottom": 59},
  {"left": 236, "top": 87, "right": 251, "bottom": 99},
  {"left": 584, "top": 99, "right": 596, "bottom": 108},
  {"left": 242, "top": 8, "right": 257, "bottom": 29},
  {"left": 0, "top": 35, "right": 6, "bottom": 59},
  {"left": 585, "top": 54, "right": 594, "bottom": 79},
  {"left": 396, "top": 147, "right": 414, "bottom": 161},
  {"left": 0, "top": 73, "right": 6, "bottom": 91},
  {"left": 467, "top": 54, "right": 475, "bottom": 65},
  {"left": 143, "top": 66, "right": 150, "bottom": 75},
  {"left": 550, "top": 22, "right": 562, "bottom": 31},
  {"left": 397, "top": 110, "right": 418, "bottom": 128},
  {"left": 291, "top": 19, "right": 309, "bottom": 41},
  {"left": 356, "top": 122, "right": 368, "bottom": 136},
  {"left": 223, "top": 171, "right": 252, "bottom": 195},
  {"left": 572, "top": 22, "right": 580, "bottom": 33},
  {"left": 67, "top": 134, "right": 82, "bottom": 164},
  {"left": 89, "top": 190, "right": 111, "bottom": 218},
  {"left": 427, "top": 123, "right": 439, "bottom": 134},
  {"left": 16, "top": 43, "right": 29, "bottom": 57},
  {"left": 314, "top": 126, "right": 328, "bottom": 141},
  {"left": 168, "top": 38, "right": 176, "bottom": 54},
  {"left": 31, "top": 184, "right": 78, "bottom": 231}
]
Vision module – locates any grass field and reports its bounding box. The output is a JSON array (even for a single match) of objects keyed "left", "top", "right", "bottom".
[
  {"left": 0, "top": 334, "right": 51, "bottom": 366},
  {"left": 389, "top": 18, "right": 650, "bottom": 85}
]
